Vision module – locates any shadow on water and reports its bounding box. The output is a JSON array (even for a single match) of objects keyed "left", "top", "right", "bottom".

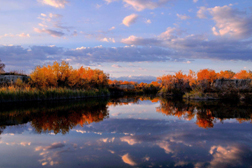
[{"left": 0, "top": 96, "right": 251, "bottom": 135}]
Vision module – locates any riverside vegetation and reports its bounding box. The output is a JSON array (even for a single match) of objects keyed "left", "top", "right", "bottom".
[
  {"left": 0, "top": 61, "right": 110, "bottom": 102},
  {"left": 0, "top": 60, "right": 252, "bottom": 102}
]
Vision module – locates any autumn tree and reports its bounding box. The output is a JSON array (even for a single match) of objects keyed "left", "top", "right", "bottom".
[
  {"left": 187, "top": 70, "right": 197, "bottom": 87},
  {"left": 197, "top": 69, "right": 217, "bottom": 83},
  {"left": 157, "top": 74, "right": 175, "bottom": 92},
  {"left": 217, "top": 70, "right": 235, "bottom": 79},
  {"left": 30, "top": 61, "right": 109, "bottom": 89},
  {"left": 233, "top": 70, "right": 252, "bottom": 79}
]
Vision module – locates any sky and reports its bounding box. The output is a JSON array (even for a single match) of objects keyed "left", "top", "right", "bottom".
[{"left": 1, "top": 0, "right": 252, "bottom": 81}]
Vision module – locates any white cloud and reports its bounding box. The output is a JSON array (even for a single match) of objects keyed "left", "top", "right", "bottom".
[
  {"left": 193, "top": 0, "right": 198, "bottom": 3},
  {"left": 198, "top": 5, "right": 252, "bottom": 38},
  {"left": 123, "top": 0, "right": 170, "bottom": 11},
  {"left": 122, "top": 14, "right": 138, "bottom": 27},
  {"left": 38, "top": 0, "right": 69, "bottom": 8},
  {"left": 177, "top": 14, "right": 191, "bottom": 20}
]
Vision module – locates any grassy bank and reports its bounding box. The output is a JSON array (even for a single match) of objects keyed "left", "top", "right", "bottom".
[{"left": 0, "top": 86, "right": 110, "bottom": 102}]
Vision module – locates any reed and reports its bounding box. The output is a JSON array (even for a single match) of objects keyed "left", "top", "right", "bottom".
[{"left": 0, "top": 86, "right": 110, "bottom": 102}]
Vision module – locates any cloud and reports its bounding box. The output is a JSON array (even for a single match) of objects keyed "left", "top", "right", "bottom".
[
  {"left": 109, "top": 26, "right": 115, "bottom": 31},
  {"left": 34, "top": 28, "right": 65, "bottom": 37},
  {"left": 104, "top": 0, "right": 118, "bottom": 4},
  {"left": 121, "top": 136, "right": 142, "bottom": 145},
  {"left": 121, "top": 153, "right": 137, "bottom": 166},
  {"left": 197, "top": 7, "right": 208, "bottom": 19},
  {"left": 122, "top": 14, "right": 138, "bottom": 27},
  {"left": 120, "top": 27, "right": 252, "bottom": 61},
  {"left": 71, "top": 30, "right": 78, "bottom": 36},
  {"left": 157, "top": 141, "right": 173, "bottom": 154},
  {"left": 1, "top": 36, "right": 252, "bottom": 74},
  {"left": 0, "top": 45, "right": 173, "bottom": 73},
  {"left": 111, "top": 64, "right": 122, "bottom": 68},
  {"left": 121, "top": 35, "right": 161, "bottom": 46},
  {"left": 96, "top": 4, "right": 102, "bottom": 9},
  {"left": 145, "top": 19, "right": 151, "bottom": 24},
  {"left": 197, "top": 5, "right": 252, "bottom": 38},
  {"left": 0, "top": 33, "right": 30, "bottom": 38},
  {"left": 35, "top": 142, "right": 68, "bottom": 166},
  {"left": 123, "top": 0, "right": 170, "bottom": 11},
  {"left": 209, "top": 145, "right": 251, "bottom": 167},
  {"left": 100, "top": 37, "right": 115, "bottom": 43},
  {"left": 176, "top": 14, "right": 191, "bottom": 20},
  {"left": 193, "top": 0, "right": 198, "bottom": 3},
  {"left": 65, "top": 45, "right": 173, "bottom": 63},
  {"left": 38, "top": 0, "right": 69, "bottom": 8},
  {"left": 18, "top": 33, "right": 30, "bottom": 38},
  {"left": 35, "top": 142, "right": 65, "bottom": 151}
]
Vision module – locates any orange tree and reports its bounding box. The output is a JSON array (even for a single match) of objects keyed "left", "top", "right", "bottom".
[{"left": 30, "top": 61, "right": 109, "bottom": 89}]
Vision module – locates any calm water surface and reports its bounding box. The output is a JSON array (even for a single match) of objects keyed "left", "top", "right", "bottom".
[{"left": 0, "top": 96, "right": 251, "bottom": 168}]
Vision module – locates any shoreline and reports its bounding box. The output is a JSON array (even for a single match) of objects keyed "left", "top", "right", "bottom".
[{"left": 0, "top": 88, "right": 110, "bottom": 103}]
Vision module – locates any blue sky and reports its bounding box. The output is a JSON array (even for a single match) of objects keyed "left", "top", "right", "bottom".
[{"left": 1, "top": 0, "right": 252, "bottom": 80}]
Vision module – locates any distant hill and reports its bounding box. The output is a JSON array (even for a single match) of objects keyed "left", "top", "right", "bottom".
[{"left": 110, "top": 75, "right": 157, "bottom": 84}]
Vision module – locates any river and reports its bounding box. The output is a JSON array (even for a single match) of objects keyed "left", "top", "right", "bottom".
[{"left": 0, "top": 96, "right": 251, "bottom": 168}]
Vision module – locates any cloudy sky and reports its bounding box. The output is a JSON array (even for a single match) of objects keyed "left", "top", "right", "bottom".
[{"left": 1, "top": 0, "right": 252, "bottom": 80}]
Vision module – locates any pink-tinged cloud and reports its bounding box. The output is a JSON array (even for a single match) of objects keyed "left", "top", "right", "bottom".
[
  {"left": 121, "top": 153, "right": 137, "bottom": 166},
  {"left": 122, "top": 14, "right": 138, "bottom": 27},
  {"left": 34, "top": 28, "right": 64, "bottom": 37},
  {"left": 197, "top": 5, "right": 252, "bottom": 38},
  {"left": 18, "top": 33, "right": 30, "bottom": 38},
  {"left": 38, "top": 0, "right": 69, "bottom": 8},
  {"left": 176, "top": 14, "right": 191, "bottom": 20}
]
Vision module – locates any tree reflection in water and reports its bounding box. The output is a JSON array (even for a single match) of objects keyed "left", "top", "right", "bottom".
[
  {"left": 156, "top": 98, "right": 252, "bottom": 128},
  {"left": 0, "top": 99, "right": 109, "bottom": 134},
  {"left": 0, "top": 96, "right": 251, "bottom": 134}
]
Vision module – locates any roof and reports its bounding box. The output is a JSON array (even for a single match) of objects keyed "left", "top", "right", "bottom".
[{"left": 0, "top": 72, "right": 28, "bottom": 76}]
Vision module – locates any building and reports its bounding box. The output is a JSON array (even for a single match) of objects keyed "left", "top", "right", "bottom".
[
  {"left": 0, "top": 73, "right": 30, "bottom": 84},
  {"left": 214, "top": 79, "right": 251, "bottom": 89}
]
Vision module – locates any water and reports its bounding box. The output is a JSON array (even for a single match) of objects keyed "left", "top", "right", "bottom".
[{"left": 0, "top": 96, "right": 251, "bottom": 168}]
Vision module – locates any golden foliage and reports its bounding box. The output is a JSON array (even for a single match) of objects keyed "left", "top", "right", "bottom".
[{"left": 30, "top": 61, "right": 109, "bottom": 89}]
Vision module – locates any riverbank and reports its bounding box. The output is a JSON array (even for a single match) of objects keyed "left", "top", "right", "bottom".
[{"left": 0, "top": 87, "right": 110, "bottom": 102}]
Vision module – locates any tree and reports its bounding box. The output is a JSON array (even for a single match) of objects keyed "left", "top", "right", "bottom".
[
  {"left": 233, "top": 70, "right": 251, "bottom": 79},
  {"left": 217, "top": 70, "right": 235, "bottom": 79},
  {"left": 197, "top": 69, "right": 217, "bottom": 83},
  {"left": 0, "top": 60, "right": 5, "bottom": 73}
]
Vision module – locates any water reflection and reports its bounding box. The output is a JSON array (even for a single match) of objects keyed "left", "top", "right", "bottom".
[
  {"left": 157, "top": 98, "right": 252, "bottom": 128},
  {"left": 0, "top": 97, "right": 251, "bottom": 134},
  {"left": 0, "top": 99, "right": 109, "bottom": 134},
  {"left": 0, "top": 96, "right": 251, "bottom": 168}
]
